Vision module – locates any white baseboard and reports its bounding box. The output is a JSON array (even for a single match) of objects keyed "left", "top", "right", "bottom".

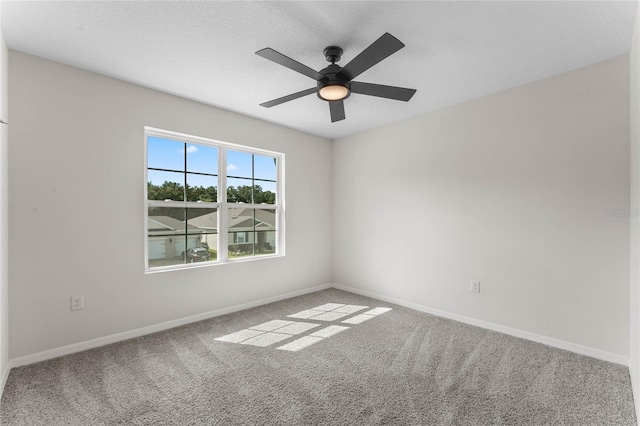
[
  {"left": 10, "top": 283, "right": 331, "bottom": 369},
  {"left": 332, "top": 283, "right": 629, "bottom": 366},
  {"left": 6, "top": 281, "right": 629, "bottom": 372},
  {"left": 0, "top": 360, "right": 11, "bottom": 400},
  {"left": 630, "top": 361, "right": 640, "bottom": 424}
]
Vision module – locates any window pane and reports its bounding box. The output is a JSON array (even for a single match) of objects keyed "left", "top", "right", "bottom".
[
  {"left": 254, "top": 155, "right": 277, "bottom": 181},
  {"left": 148, "top": 235, "right": 186, "bottom": 268},
  {"left": 187, "top": 208, "right": 218, "bottom": 234},
  {"left": 186, "top": 208, "right": 218, "bottom": 261},
  {"left": 227, "top": 150, "right": 252, "bottom": 178},
  {"left": 255, "top": 209, "right": 276, "bottom": 231},
  {"left": 227, "top": 177, "right": 253, "bottom": 203},
  {"left": 229, "top": 208, "right": 255, "bottom": 258},
  {"left": 148, "top": 170, "right": 184, "bottom": 201},
  {"left": 183, "top": 243, "right": 214, "bottom": 263},
  {"left": 177, "top": 235, "right": 201, "bottom": 261},
  {"left": 148, "top": 206, "right": 186, "bottom": 234},
  {"left": 186, "top": 174, "right": 217, "bottom": 202},
  {"left": 254, "top": 181, "right": 276, "bottom": 204},
  {"left": 227, "top": 208, "right": 276, "bottom": 258},
  {"left": 186, "top": 144, "right": 218, "bottom": 175},
  {"left": 255, "top": 231, "right": 277, "bottom": 255},
  {"left": 148, "top": 136, "right": 185, "bottom": 171},
  {"left": 228, "top": 232, "right": 254, "bottom": 258},
  {"left": 199, "top": 233, "right": 218, "bottom": 260},
  {"left": 228, "top": 207, "right": 256, "bottom": 232}
]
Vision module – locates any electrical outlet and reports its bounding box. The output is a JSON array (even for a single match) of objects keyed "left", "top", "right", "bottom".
[
  {"left": 471, "top": 281, "right": 481, "bottom": 293},
  {"left": 71, "top": 296, "right": 84, "bottom": 311}
]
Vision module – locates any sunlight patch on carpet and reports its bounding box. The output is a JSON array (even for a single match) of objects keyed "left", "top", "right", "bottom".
[
  {"left": 277, "top": 336, "right": 325, "bottom": 352},
  {"left": 342, "top": 314, "right": 375, "bottom": 324},
  {"left": 287, "top": 304, "right": 371, "bottom": 320},
  {"left": 307, "top": 311, "right": 350, "bottom": 321},
  {"left": 214, "top": 329, "right": 264, "bottom": 343},
  {"left": 240, "top": 332, "right": 291, "bottom": 347},
  {"left": 287, "top": 309, "right": 327, "bottom": 319},
  {"left": 275, "top": 322, "right": 321, "bottom": 335},
  {"left": 365, "top": 307, "right": 393, "bottom": 316},
  {"left": 311, "top": 303, "right": 346, "bottom": 311},
  {"left": 310, "top": 325, "right": 350, "bottom": 338},
  {"left": 250, "top": 320, "right": 295, "bottom": 331},
  {"left": 215, "top": 303, "right": 392, "bottom": 351},
  {"left": 333, "top": 305, "right": 369, "bottom": 314}
]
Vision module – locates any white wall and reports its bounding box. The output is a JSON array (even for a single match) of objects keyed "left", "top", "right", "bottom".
[
  {"left": 8, "top": 52, "right": 332, "bottom": 359},
  {"left": 5, "top": 43, "right": 633, "bottom": 368},
  {"left": 0, "top": 3, "right": 9, "bottom": 389},
  {"left": 333, "top": 55, "right": 630, "bottom": 357},
  {"left": 629, "top": 0, "right": 640, "bottom": 419}
]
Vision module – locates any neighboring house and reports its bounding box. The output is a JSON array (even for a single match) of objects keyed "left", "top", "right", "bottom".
[
  {"left": 227, "top": 208, "right": 276, "bottom": 255},
  {"left": 187, "top": 211, "right": 219, "bottom": 253},
  {"left": 147, "top": 215, "right": 203, "bottom": 261},
  {"left": 148, "top": 208, "right": 276, "bottom": 263}
]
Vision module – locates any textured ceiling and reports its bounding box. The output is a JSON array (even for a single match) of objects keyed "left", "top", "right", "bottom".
[{"left": 1, "top": 1, "right": 638, "bottom": 139}]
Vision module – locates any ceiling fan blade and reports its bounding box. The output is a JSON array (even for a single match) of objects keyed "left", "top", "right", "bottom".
[
  {"left": 256, "top": 48, "right": 324, "bottom": 81},
  {"left": 340, "top": 33, "right": 405, "bottom": 81},
  {"left": 260, "top": 87, "right": 317, "bottom": 108},
  {"left": 329, "top": 100, "right": 345, "bottom": 122},
  {"left": 350, "top": 81, "right": 416, "bottom": 101}
]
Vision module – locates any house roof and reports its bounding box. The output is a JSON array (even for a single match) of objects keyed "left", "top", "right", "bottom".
[
  {"left": 148, "top": 216, "right": 199, "bottom": 233},
  {"left": 189, "top": 207, "right": 276, "bottom": 230}
]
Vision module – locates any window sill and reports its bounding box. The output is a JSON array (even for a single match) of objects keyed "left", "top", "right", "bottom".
[{"left": 144, "top": 253, "right": 285, "bottom": 274}]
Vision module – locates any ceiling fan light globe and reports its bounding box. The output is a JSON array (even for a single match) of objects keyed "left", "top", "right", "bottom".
[{"left": 319, "top": 84, "right": 350, "bottom": 101}]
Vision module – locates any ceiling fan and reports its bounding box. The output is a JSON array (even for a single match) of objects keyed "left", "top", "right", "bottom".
[{"left": 256, "top": 33, "right": 417, "bottom": 123}]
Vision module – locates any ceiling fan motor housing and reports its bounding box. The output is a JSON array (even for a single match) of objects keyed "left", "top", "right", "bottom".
[{"left": 317, "top": 63, "right": 351, "bottom": 101}]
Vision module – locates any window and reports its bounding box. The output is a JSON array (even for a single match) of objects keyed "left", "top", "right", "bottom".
[{"left": 145, "top": 127, "right": 283, "bottom": 270}]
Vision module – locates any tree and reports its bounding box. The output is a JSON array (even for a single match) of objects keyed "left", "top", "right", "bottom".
[
  {"left": 148, "top": 181, "right": 185, "bottom": 201},
  {"left": 149, "top": 181, "right": 275, "bottom": 204},
  {"left": 254, "top": 184, "right": 276, "bottom": 204},
  {"left": 227, "top": 184, "right": 275, "bottom": 204},
  {"left": 186, "top": 185, "right": 217, "bottom": 202}
]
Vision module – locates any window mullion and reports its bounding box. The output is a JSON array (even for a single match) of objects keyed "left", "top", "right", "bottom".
[
  {"left": 183, "top": 142, "right": 188, "bottom": 265},
  {"left": 224, "top": 203, "right": 276, "bottom": 210},
  {"left": 277, "top": 155, "right": 284, "bottom": 256},
  {"left": 251, "top": 153, "right": 255, "bottom": 205},
  {"left": 219, "top": 147, "right": 228, "bottom": 261}
]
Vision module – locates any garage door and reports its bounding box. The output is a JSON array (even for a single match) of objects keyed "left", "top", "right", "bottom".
[
  {"left": 148, "top": 238, "right": 166, "bottom": 260},
  {"left": 174, "top": 236, "right": 199, "bottom": 258}
]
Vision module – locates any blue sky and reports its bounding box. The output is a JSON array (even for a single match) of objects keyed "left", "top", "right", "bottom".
[{"left": 147, "top": 136, "right": 277, "bottom": 192}]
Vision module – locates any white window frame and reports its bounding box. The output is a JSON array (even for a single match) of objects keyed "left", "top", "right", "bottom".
[{"left": 144, "top": 126, "right": 285, "bottom": 272}]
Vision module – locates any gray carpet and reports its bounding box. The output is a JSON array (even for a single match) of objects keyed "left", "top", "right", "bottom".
[{"left": 0, "top": 288, "right": 636, "bottom": 425}]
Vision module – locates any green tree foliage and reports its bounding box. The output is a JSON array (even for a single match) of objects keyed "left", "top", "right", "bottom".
[
  {"left": 148, "top": 181, "right": 185, "bottom": 201},
  {"left": 187, "top": 185, "right": 217, "bottom": 202},
  {"left": 148, "top": 182, "right": 275, "bottom": 204},
  {"left": 227, "top": 184, "right": 275, "bottom": 204}
]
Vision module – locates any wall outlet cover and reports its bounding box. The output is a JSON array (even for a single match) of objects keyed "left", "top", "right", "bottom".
[{"left": 71, "top": 296, "right": 84, "bottom": 311}]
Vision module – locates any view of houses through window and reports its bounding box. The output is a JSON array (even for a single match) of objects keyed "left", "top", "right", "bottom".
[{"left": 146, "top": 128, "right": 282, "bottom": 270}]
